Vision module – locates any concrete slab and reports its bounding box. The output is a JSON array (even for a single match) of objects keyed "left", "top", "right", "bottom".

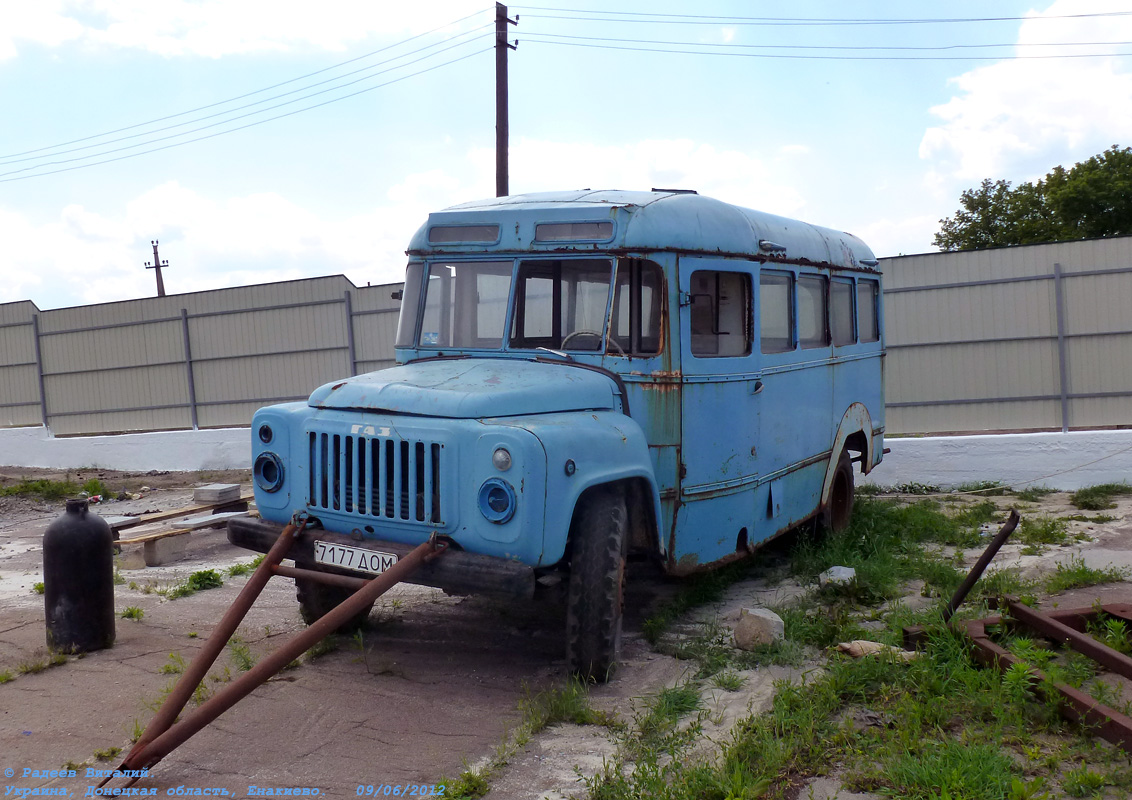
[
  {"left": 143, "top": 532, "right": 190, "bottom": 566},
  {"left": 180, "top": 511, "right": 248, "bottom": 530},
  {"left": 193, "top": 483, "right": 241, "bottom": 504}
]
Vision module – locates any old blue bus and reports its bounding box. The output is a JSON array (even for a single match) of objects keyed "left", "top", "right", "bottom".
[{"left": 230, "top": 189, "right": 885, "bottom": 680}]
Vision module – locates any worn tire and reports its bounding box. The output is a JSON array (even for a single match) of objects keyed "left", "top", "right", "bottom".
[
  {"left": 566, "top": 486, "right": 628, "bottom": 683},
  {"left": 825, "top": 448, "right": 855, "bottom": 533},
  {"left": 295, "top": 569, "right": 374, "bottom": 633}
]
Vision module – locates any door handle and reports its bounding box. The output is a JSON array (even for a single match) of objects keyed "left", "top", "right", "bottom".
[{"left": 751, "top": 380, "right": 764, "bottom": 395}]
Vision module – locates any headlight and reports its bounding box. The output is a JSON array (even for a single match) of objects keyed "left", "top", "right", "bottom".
[
  {"left": 254, "top": 452, "right": 285, "bottom": 493},
  {"left": 478, "top": 478, "right": 516, "bottom": 524},
  {"left": 258, "top": 424, "right": 273, "bottom": 444},
  {"left": 492, "top": 447, "right": 512, "bottom": 471}
]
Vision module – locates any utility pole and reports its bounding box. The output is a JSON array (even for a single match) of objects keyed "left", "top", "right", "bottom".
[
  {"left": 495, "top": 3, "right": 517, "bottom": 197},
  {"left": 144, "top": 240, "right": 169, "bottom": 297}
]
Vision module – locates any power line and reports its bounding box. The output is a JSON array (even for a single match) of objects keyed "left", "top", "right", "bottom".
[
  {"left": 0, "top": 47, "right": 492, "bottom": 184},
  {"left": 511, "top": 7, "right": 1132, "bottom": 26},
  {"left": 520, "top": 30, "right": 1132, "bottom": 54},
  {"left": 523, "top": 37, "right": 1132, "bottom": 61},
  {"left": 0, "top": 7, "right": 495, "bottom": 161},
  {"left": 0, "top": 28, "right": 493, "bottom": 169}
]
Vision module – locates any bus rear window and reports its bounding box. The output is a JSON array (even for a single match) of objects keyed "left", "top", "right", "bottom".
[{"left": 858, "top": 279, "right": 880, "bottom": 342}]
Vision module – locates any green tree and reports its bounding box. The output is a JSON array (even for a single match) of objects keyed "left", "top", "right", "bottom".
[{"left": 933, "top": 145, "right": 1132, "bottom": 251}]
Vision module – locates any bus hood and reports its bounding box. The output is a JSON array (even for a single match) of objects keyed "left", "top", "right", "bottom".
[{"left": 307, "top": 358, "right": 619, "bottom": 419}]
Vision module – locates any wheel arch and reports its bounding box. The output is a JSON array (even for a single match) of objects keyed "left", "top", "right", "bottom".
[
  {"left": 563, "top": 476, "right": 662, "bottom": 565},
  {"left": 820, "top": 402, "right": 874, "bottom": 509}
]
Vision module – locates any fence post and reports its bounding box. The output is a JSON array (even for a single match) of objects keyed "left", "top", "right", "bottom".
[
  {"left": 344, "top": 291, "right": 357, "bottom": 376},
  {"left": 1053, "top": 263, "right": 1070, "bottom": 433},
  {"left": 181, "top": 309, "right": 199, "bottom": 430},
  {"left": 31, "top": 314, "right": 48, "bottom": 428}
]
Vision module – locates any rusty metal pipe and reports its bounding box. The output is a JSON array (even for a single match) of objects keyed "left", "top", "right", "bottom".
[
  {"left": 943, "top": 509, "right": 1020, "bottom": 624},
  {"left": 272, "top": 563, "right": 368, "bottom": 590},
  {"left": 106, "top": 518, "right": 304, "bottom": 783},
  {"left": 126, "top": 537, "right": 442, "bottom": 771},
  {"left": 1004, "top": 596, "right": 1132, "bottom": 680}
]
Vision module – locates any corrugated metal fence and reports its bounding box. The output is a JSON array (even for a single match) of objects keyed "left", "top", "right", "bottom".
[
  {"left": 0, "top": 276, "right": 400, "bottom": 436},
  {"left": 882, "top": 236, "right": 1132, "bottom": 434},
  {"left": 3, "top": 235, "right": 1131, "bottom": 437}
]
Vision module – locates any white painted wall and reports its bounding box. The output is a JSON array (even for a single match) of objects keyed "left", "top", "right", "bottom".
[
  {"left": 1, "top": 426, "right": 1130, "bottom": 490},
  {"left": 0, "top": 427, "right": 250, "bottom": 473},
  {"left": 864, "top": 430, "right": 1132, "bottom": 491}
]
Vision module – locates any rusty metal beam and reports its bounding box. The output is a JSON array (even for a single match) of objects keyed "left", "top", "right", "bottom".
[
  {"left": 963, "top": 604, "right": 1132, "bottom": 754},
  {"left": 943, "top": 509, "right": 1020, "bottom": 624},
  {"left": 122, "top": 536, "right": 444, "bottom": 773},
  {"left": 113, "top": 516, "right": 304, "bottom": 774},
  {"left": 1004, "top": 597, "right": 1132, "bottom": 681}
]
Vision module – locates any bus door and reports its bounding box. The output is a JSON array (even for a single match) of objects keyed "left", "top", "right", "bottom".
[{"left": 673, "top": 256, "right": 760, "bottom": 568}]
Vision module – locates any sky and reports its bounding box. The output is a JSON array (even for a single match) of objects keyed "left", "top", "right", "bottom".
[{"left": 1, "top": 0, "right": 1131, "bottom": 310}]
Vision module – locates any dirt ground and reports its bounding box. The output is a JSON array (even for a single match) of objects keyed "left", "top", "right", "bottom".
[{"left": 2, "top": 470, "right": 1131, "bottom": 800}]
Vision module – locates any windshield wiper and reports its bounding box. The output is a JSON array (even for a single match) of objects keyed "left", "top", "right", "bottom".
[{"left": 535, "top": 346, "right": 574, "bottom": 361}]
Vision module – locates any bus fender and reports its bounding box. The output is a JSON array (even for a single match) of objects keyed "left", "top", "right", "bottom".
[{"left": 820, "top": 403, "right": 873, "bottom": 508}]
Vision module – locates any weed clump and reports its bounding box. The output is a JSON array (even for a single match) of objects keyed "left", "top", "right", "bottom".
[
  {"left": 1070, "top": 483, "right": 1132, "bottom": 511},
  {"left": 166, "top": 569, "right": 224, "bottom": 599}
]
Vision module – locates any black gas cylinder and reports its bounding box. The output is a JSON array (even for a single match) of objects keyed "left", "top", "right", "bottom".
[{"left": 43, "top": 498, "right": 115, "bottom": 652}]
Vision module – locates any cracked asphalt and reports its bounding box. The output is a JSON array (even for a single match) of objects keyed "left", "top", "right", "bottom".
[{"left": 0, "top": 487, "right": 570, "bottom": 798}]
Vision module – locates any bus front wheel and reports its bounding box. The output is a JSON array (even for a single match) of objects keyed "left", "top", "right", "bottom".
[
  {"left": 825, "top": 449, "right": 855, "bottom": 533},
  {"left": 566, "top": 486, "right": 628, "bottom": 682},
  {"left": 295, "top": 568, "right": 374, "bottom": 634}
]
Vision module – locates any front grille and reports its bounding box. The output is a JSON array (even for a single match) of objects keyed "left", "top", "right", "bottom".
[{"left": 308, "top": 430, "right": 444, "bottom": 525}]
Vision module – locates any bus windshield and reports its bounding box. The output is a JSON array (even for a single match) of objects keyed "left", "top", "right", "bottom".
[{"left": 417, "top": 258, "right": 615, "bottom": 352}]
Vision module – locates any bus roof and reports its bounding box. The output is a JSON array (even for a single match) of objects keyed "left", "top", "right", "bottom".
[{"left": 407, "top": 190, "right": 878, "bottom": 272}]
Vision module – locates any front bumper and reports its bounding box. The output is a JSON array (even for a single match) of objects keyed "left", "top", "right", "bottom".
[{"left": 227, "top": 517, "right": 535, "bottom": 599}]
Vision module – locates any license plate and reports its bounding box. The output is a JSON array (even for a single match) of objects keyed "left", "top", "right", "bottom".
[{"left": 313, "top": 541, "right": 398, "bottom": 576}]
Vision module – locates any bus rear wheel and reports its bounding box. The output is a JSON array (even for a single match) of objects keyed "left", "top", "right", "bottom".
[
  {"left": 566, "top": 486, "right": 628, "bottom": 682},
  {"left": 826, "top": 449, "right": 855, "bottom": 533}
]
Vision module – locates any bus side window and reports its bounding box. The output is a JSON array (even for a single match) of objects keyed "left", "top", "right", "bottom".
[
  {"left": 858, "top": 279, "right": 880, "bottom": 342},
  {"left": 689, "top": 271, "right": 751, "bottom": 357},
  {"left": 831, "top": 278, "right": 855, "bottom": 346},
  {"left": 759, "top": 272, "right": 793, "bottom": 354},
  {"left": 798, "top": 275, "right": 830, "bottom": 349},
  {"left": 611, "top": 259, "right": 664, "bottom": 355}
]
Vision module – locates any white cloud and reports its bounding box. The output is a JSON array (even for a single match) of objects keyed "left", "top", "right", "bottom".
[
  {"left": 0, "top": 136, "right": 842, "bottom": 309},
  {"left": 0, "top": 0, "right": 490, "bottom": 60},
  {"left": 491, "top": 138, "right": 808, "bottom": 218},
  {"left": 920, "top": 0, "right": 1132, "bottom": 183}
]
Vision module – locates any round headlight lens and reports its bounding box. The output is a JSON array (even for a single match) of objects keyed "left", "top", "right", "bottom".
[
  {"left": 478, "top": 478, "right": 516, "bottom": 524},
  {"left": 491, "top": 447, "right": 512, "bottom": 471},
  {"left": 254, "top": 452, "right": 285, "bottom": 493}
]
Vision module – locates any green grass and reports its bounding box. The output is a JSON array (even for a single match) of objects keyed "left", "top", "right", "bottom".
[
  {"left": 165, "top": 569, "right": 224, "bottom": 599},
  {"left": 519, "top": 677, "right": 617, "bottom": 732},
  {"left": 159, "top": 652, "right": 186, "bottom": 675},
  {"left": 1070, "top": 483, "right": 1132, "bottom": 511},
  {"left": 226, "top": 555, "right": 265, "bottom": 577},
  {"left": 32, "top": 581, "right": 45, "bottom": 594},
  {"left": 642, "top": 561, "right": 754, "bottom": 645},
  {"left": 1017, "top": 516, "right": 1071, "bottom": 554},
  {"left": 120, "top": 606, "right": 144, "bottom": 620},
  {"left": 1064, "top": 513, "right": 1119, "bottom": 523},
  {"left": 954, "top": 480, "right": 1009, "bottom": 496},
  {"left": 0, "top": 670, "right": 14, "bottom": 684},
  {"left": 93, "top": 746, "right": 121, "bottom": 761},
  {"left": 0, "top": 479, "right": 78, "bottom": 500},
  {"left": 1045, "top": 557, "right": 1129, "bottom": 594},
  {"left": 226, "top": 638, "right": 256, "bottom": 672},
  {"left": 1016, "top": 486, "right": 1056, "bottom": 502},
  {"left": 591, "top": 492, "right": 1132, "bottom": 800}
]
